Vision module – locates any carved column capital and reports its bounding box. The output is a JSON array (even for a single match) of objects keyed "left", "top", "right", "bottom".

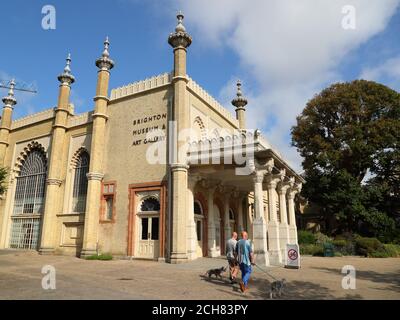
[
  {"left": 288, "top": 181, "right": 302, "bottom": 199},
  {"left": 46, "top": 178, "right": 62, "bottom": 186},
  {"left": 265, "top": 172, "right": 284, "bottom": 189},
  {"left": 252, "top": 170, "right": 266, "bottom": 184},
  {"left": 277, "top": 180, "right": 291, "bottom": 195},
  {"left": 86, "top": 172, "right": 104, "bottom": 181}
]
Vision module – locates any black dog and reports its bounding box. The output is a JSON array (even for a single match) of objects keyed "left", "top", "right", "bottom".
[{"left": 205, "top": 266, "right": 227, "bottom": 279}]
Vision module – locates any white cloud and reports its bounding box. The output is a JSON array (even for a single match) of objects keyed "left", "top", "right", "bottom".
[
  {"left": 360, "top": 55, "right": 400, "bottom": 90},
  {"left": 173, "top": 0, "right": 400, "bottom": 171},
  {"left": 0, "top": 71, "right": 38, "bottom": 119}
]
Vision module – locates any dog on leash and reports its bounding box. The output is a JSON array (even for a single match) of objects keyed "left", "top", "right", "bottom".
[
  {"left": 269, "top": 279, "right": 286, "bottom": 299},
  {"left": 205, "top": 266, "right": 227, "bottom": 279}
]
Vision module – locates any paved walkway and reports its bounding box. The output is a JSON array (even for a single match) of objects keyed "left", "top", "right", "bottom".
[{"left": 0, "top": 250, "right": 399, "bottom": 299}]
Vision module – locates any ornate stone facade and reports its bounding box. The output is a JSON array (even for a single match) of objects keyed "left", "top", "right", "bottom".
[{"left": 0, "top": 13, "right": 303, "bottom": 266}]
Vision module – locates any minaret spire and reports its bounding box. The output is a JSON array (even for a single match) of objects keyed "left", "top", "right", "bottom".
[
  {"left": 168, "top": 11, "right": 192, "bottom": 49},
  {"left": 96, "top": 36, "right": 114, "bottom": 71},
  {"left": 168, "top": 12, "right": 193, "bottom": 264},
  {"left": 39, "top": 54, "right": 75, "bottom": 254},
  {"left": 58, "top": 53, "right": 75, "bottom": 85},
  {"left": 0, "top": 79, "right": 18, "bottom": 165},
  {"left": 231, "top": 80, "right": 248, "bottom": 130},
  {"left": 2, "top": 79, "right": 17, "bottom": 108},
  {"left": 81, "top": 36, "right": 115, "bottom": 258}
]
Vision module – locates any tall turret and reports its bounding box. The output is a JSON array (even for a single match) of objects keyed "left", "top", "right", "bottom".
[{"left": 231, "top": 80, "right": 248, "bottom": 130}]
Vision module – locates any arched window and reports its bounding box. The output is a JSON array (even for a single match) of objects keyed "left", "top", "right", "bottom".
[
  {"left": 194, "top": 201, "right": 203, "bottom": 215},
  {"left": 13, "top": 149, "right": 47, "bottom": 215},
  {"left": 72, "top": 151, "right": 90, "bottom": 213},
  {"left": 229, "top": 208, "right": 235, "bottom": 220},
  {"left": 140, "top": 197, "right": 160, "bottom": 212},
  {"left": 10, "top": 148, "right": 47, "bottom": 250},
  {"left": 193, "top": 116, "right": 206, "bottom": 141}
]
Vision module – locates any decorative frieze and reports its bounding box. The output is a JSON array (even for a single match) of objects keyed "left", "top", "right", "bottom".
[{"left": 110, "top": 73, "right": 172, "bottom": 101}]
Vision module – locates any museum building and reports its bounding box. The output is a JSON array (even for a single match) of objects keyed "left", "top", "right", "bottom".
[{"left": 0, "top": 13, "right": 303, "bottom": 265}]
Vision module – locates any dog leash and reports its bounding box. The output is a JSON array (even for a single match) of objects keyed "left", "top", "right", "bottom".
[
  {"left": 251, "top": 252, "right": 279, "bottom": 281},
  {"left": 253, "top": 263, "right": 279, "bottom": 281}
]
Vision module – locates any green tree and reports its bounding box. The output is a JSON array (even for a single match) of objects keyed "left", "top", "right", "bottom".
[
  {"left": 291, "top": 80, "right": 400, "bottom": 240},
  {"left": 0, "top": 167, "right": 8, "bottom": 195}
]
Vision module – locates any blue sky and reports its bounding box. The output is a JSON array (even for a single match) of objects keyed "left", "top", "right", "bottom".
[
  {"left": 1, "top": 0, "right": 399, "bottom": 169},
  {"left": 0, "top": 1, "right": 239, "bottom": 117}
]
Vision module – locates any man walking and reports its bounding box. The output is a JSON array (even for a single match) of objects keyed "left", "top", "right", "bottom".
[
  {"left": 225, "top": 232, "right": 238, "bottom": 283},
  {"left": 236, "top": 231, "right": 254, "bottom": 292}
]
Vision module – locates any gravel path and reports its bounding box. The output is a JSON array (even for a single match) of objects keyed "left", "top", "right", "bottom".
[{"left": 0, "top": 250, "right": 398, "bottom": 300}]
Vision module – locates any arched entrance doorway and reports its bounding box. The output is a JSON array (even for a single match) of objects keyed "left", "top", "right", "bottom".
[
  {"left": 194, "top": 201, "right": 204, "bottom": 257},
  {"left": 136, "top": 195, "right": 160, "bottom": 259}
]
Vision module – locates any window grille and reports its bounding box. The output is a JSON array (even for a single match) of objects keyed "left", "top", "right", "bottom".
[
  {"left": 10, "top": 149, "right": 47, "bottom": 250},
  {"left": 140, "top": 197, "right": 160, "bottom": 212},
  {"left": 9, "top": 217, "right": 41, "bottom": 249},
  {"left": 72, "top": 151, "right": 89, "bottom": 213}
]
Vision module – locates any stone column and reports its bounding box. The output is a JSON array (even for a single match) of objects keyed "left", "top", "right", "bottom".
[
  {"left": 252, "top": 170, "right": 269, "bottom": 266},
  {"left": 237, "top": 193, "right": 245, "bottom": 233},
  {"left": 224, "top": 192, "right": 232, "bottom": 246},
  {"left": 168, "top": 13, "right": 192, "bottom": 264},
  {"left": 265, "top": 169, "right": 286, "bottom": 265},
  {"left": 39, "top": 55, "right": 75, "bottom": 254},
  {"left": 0, "top": 80, "right": 17, "bottom": 166},
  {"left": 81, "top": 38, "right": 114, "bottom": 258},
  {"left": 288, "top": 180, "right": 302, "bottom": 244},
  {"left": 207, "top": 185, "right": 218, "bottom": 257},
  {"left": 277, "top": 181, "right": 291, "bottom": 263},
  {"left": 187, "top": 175, "right": 199, "bottom": 260}
]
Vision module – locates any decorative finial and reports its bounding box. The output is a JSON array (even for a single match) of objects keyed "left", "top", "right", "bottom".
[
  {"left": 236, "top": 80, "right": 242, "bottom": 97},
  {"left": 58, "top": 53, "right": 75, "bottom": 86},
  {"left": 96, "top": 36, "right": 114, "bottom": 71},
  {"left": 8, "top": 79, "right": 16, "bottom": 97},
  {"left": 2, "top": 78, "right": 17, "bottom": 108},
  {"left": 102, "top": 36, "right": 110, "bottom": 58},
  {"left": 64, "top": 53, "right": 72, "bottom": 74},
  {"left": 231, "top": 79, "right": 248, "bottom": 110},
  {"left": 175, "top": 11, "right": 186, "bottom": 32},
  {"left": 168, "top": 11, "right": 192, "bottom": 49}
]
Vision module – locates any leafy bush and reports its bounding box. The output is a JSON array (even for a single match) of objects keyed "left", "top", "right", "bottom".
[
  {"left": 332, "top": 239, "right": 355, "bottom": 256},
  {"left": 85, "top": 254, "right": 113, "bottom": 261},
  {"left": 369, "top": 250, "right": 391, "bottom": 258},
  {"left": 0, "top": 167, "right": 8, "bottom": 195},
  {"left": 300, "top": 244, "right": 324, "bottom": 256},
  {"left": 332, "top": 239, "right": 347, "bottom": 247},
  {"left": 383, "top": 244, "right": 400, "bottom": 257},
  {"left": 355, "top": 237, "right": 385, "bottom": 257},
  {"left": 298, "top": 230, "right": 316, "bottom": 245},
  {"left": 315, "top": 232, "right": 333, "bottom": 244}
]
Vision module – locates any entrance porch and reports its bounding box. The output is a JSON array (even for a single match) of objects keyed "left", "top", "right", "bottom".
[{"left": 186, "top": 132, "right": 303, "bottom": 266}]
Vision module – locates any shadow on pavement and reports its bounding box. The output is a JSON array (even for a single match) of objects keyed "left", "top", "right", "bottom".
[
  {"left": 199, "top": 273, "right": 338, "bottom": 299},
  {"left": 312, "top": 267, "right": 400, "bottom": 293}
]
